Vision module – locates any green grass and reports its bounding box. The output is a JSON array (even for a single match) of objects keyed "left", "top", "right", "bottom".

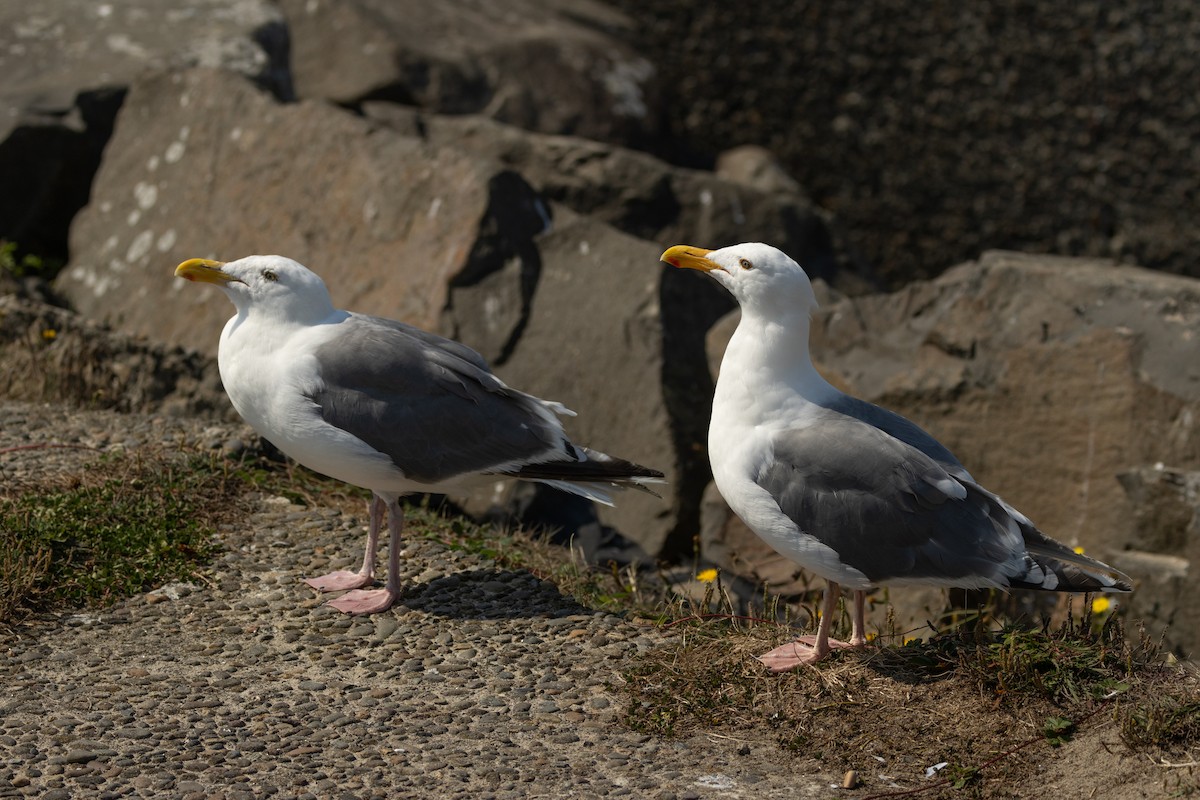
[
  {"left": 0, "top": 240, "right": 55, "bottom": 280},
  {"left": 0, "top": 450, "right": 242, "bottom": 625},
  {"left": 956, "top": 606, "right": 1136, "bottom": 707}
]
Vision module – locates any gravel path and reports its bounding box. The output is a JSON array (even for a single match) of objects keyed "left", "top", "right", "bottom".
[{"left": 0, "top": 402, "right": 837, "bottom": 799}]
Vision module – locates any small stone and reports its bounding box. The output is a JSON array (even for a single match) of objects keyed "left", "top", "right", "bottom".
[
  {"left": 50, "top": 749, "right": 97, "bottom": 765},
  {"left": 118, "top": 727, "right": 153, "bottom": 739}
]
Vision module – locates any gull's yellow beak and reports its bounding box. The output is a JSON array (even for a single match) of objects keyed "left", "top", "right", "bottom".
[
  {"left": 660, "top": 245, "right": 716, "bottom": 271},
  {"left": 175, "top": 258, "right": 237, "bottom": 285}
]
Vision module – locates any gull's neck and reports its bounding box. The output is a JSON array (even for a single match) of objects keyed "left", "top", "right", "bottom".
[
  {"left": 225, "top": 297, "right": 343, "bottom": 344},
  {"left": 715, "top": 308, "right": 840, "bottom": 413}
]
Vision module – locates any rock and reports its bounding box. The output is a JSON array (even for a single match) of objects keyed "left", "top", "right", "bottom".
[
  {"left": 279, "top": 0, "right": 663, "bottom": 147},
  {"left": 445, "top": 211, "right": 714, "bottom": 557},
  {"left": 714, "top": 145, "right": 803, "bottom": 196},
  {"left": 371, "top": 110, "right": 855, "bottom": 291},
  {"left": 702, "top": 250, "right": 1200, "bottom": 653},
  {"left": 55, "top": 68, "right": 550, "bottom": 355},
  {"left": 1118, "top": 465, "right": 1200, "bottom": 556},
  {"left": 48, "top": 749, "right": 96, "bottom": 765},
  {"left": 0, "top": 0, "right": 289, "bottom": 259},
  {"left": 1116, "top": 464, "right": 1198, "bottom": 656},
  {"left": 608, "top": 2, "right": 1200, "bottom": 283},
  {"left": 0, "top": 88, "right": 124, "bottom": 264}
]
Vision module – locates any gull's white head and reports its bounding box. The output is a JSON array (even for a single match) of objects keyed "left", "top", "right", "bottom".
[
  {"left": 661, "top": 242, "right": 818, "bottom": 319},
  {"left": 174, "top": 255, "right": 336, "bottom": 324}
]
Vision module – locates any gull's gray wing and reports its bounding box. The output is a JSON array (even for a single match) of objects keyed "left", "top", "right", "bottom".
[
  {"left": 821, "top": 394, "right": 972, "bottom": 481},
  {"left": 306, "top": 313, "right": 571, "bottom": 484},
  {"left": 756, "top": 413, "right": 1026, "bottom": 587},
  {"left": 757, "top": 412, "right": 1131, "bottom": 591}
]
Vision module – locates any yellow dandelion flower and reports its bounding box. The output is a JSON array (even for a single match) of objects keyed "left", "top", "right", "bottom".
[
  {"left": 696, "top": 568, "right": 719, "bottom": 583},
  {"left": 1091, "top": 596, "right": 1111, "bottom": 614},
  {"left": 1073, "top": 546, "right": 1085, "bottom": 555},
  {"left": 41, "top": 328, "right": 57, "bottom": 340}
]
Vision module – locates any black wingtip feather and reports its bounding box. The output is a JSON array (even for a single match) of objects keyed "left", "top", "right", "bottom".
[
  {"left": 1013, "top": 528, "right": 1134, "bottom": 593},
  {"left": 503, "top": 447, "right": 664, "bottom": 486}
]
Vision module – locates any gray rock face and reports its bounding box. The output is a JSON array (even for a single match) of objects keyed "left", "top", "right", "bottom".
[
  {"left": 0, "top": 0, "right": 289, "bottom": 258},
  {"left": 702, "top": 250, "right": 1200, "bottom": 655},
  {"left": 372, "top": 111, "right": 849, "bottom": 290},
  {"left": 279, "top": 0, "right": 662, "bottom": 147},
  {"left": 447, "top": 212, "right": 683, "bottom": 556},
  {"left": 0, "top": 1, "right": 288, "bottom": 112},
  {"left": 609, "top": 1, "right": 1200, "bottom": 284},
  {"left": 55, "top": 69, "right": 550, "bottom": 353},
  {"left": 715, "top": 145, "right": 804, "bottom": 196},
  {"left": 1117, "top": 465, "right": 1198, "bottom": 652}
]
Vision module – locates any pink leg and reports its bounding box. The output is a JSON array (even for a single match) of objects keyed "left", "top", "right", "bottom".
[
  {"left": 757, "top": 581, "right": 868, "bottom": 672},
  {"left": 326, "top": 498, "right": 403, "bottom": 615},
  {"left": 849, "top": 590, "right": 868, "bottom": 646},
  {"left": 304, "top": 494, "right": 385, "bottom": 591}
]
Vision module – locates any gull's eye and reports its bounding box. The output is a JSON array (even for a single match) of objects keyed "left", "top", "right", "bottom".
[
  {"left": 263, "top": 270, "right": 278, "bottom": 282},
  {"left": 738, "top": 258, "right": 754, "bottom": 270}
]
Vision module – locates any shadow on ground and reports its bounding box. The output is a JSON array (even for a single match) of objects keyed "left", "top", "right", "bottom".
[{"left": 398, "top": 568, "right": 595, "bottom": 621}]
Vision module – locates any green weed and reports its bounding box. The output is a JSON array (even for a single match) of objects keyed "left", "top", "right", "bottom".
[
  {"left": 0, "top": 240, "right": 54, "bottom": 279},
  {"left": 0, "top": 450, "right": 241, "bottom": 625}
]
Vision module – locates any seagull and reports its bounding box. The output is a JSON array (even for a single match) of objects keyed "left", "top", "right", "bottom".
[
  {"left": 175, "top": 255, "right": 663, "bottom": 614},
  {"left": 661, "top": 242, "right": 1133, "bottom": 671}
]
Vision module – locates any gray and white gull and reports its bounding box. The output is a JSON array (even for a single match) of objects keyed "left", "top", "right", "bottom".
[
  {"left": 176, "top": 255, "right": 662, "bottom": 615},
  {"left": 661, "top": 242, "right": 1132, "bottom": 671}
]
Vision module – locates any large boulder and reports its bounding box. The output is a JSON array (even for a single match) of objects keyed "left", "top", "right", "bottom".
[
  {"left": 702, "top": 250, "right": 1200, "bottom": 655},
  {"left": 54, "top": 69, "right": 550, "bottom": 355},
  {"left": 365, "top": 108, "right": 854, "bottom": 291},
  {"left": 445, "top": 210, "right": 719, "bottom": 558},
  {"left": 0, "top": 0, "right": 289, "bottom": 260},
  {"left": 279, "top": 0, "right": 663, "bottom": 148},
  {"left": 1116, "top": 465, "right": 1199, "bottom": 651}
]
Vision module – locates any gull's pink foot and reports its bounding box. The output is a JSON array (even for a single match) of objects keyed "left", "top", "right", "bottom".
[
  {"left": 304, "top": 570, "right": 374, "bottom": 592},
  {"left": 325, "top": 588, "right": 398, "bottom": 615},
  {"left": 790, "top": 634, "right": 858, "bottom": 649},
  {"left": 756, "top": 637, "right": 859, "bottom": 672},
  {"left": 756, "top": 640, "right": 826, "bottom": 672}
]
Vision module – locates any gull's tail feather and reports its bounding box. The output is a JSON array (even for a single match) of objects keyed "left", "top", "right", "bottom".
[
  {"left": 504, "top": 447, "right": 665, "bottom": 507},
  {"left": 1009, "top": 522, "right": 1133, "bottom": 593},
  {"left": 967, "top": 482, "right": 1133, "bottom": 593}
]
